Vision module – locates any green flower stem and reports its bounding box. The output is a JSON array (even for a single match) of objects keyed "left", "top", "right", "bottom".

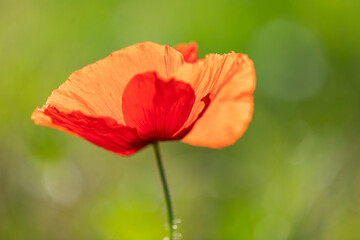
[{"left": 152, "top": 142, "right": 174, "bottom": 240}]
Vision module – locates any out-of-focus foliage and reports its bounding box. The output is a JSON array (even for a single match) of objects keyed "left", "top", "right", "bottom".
[{"left": 0, "top": 0, "right": 359, "bottom": 239}]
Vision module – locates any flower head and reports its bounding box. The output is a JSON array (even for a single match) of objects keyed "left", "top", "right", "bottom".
[{"left": 31, "top": 42, "right": 255, "bottom": 155}]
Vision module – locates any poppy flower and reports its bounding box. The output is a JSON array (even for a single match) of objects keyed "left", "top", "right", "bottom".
[{"left": 31, "top": 42, "right": 256, "bottom": 156}]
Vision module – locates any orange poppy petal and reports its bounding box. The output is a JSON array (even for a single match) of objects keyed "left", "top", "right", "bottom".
[
  {"left": 41, "top": 106, "right": 145, "bottom": 155},
  {"left": 122, "top": 72, "right": 196, "bottom": 141},
  {"left": 175, "top": 42, "right": 198, "bottom": 63},
  {"left": 31, "top": 106, "right": 80, "bottom": 136},
  {"left": 38, "top": 42, "right": 184, "bottom": 125},
  {"left": 173, "top": 52, "right": 256, "bottom": 148}
]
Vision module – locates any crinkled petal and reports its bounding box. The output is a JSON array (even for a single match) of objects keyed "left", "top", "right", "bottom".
[
  {"left": 36, "top": 42, "right": 184, "bottom": 124},
  {"left": 173, "top": 52, "right": 256, "bottom": 148}
]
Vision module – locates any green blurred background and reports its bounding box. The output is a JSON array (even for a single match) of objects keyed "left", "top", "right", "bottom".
[{"left": 1, "top": 0, "right": 360, "bottom": 239}]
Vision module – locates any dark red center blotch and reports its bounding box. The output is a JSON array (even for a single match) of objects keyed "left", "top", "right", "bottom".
[{"left": 122, "top": 72, "right": 196, "bottom": 141}]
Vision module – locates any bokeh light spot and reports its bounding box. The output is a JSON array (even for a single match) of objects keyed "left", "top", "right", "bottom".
[
  {"left": 252, "top": 19, "right": 328, "bottom": 101},
  {"left": 42, "top": 161, "right": 83, "bottom": 205}
]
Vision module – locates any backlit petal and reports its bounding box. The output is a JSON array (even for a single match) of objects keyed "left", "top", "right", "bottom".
[
  {"left": 173, "top": 53, "right": 256, "bottom": 148},
  {"left": 33, "top": 42, "right": 184, "bottom": 125}
]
